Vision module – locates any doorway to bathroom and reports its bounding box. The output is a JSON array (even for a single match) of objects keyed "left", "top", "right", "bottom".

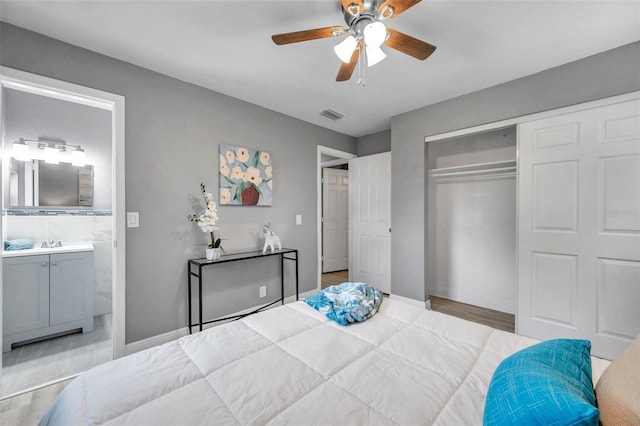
[{"left": 0, "top": 67, "right": 126, "bottom": 398}]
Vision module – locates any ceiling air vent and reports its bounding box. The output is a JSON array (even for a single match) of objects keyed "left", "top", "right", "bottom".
[{"left": 320, "top": 109, "right": 344, "bottom": 121}]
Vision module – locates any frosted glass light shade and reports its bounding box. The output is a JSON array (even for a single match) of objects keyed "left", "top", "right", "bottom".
[
  {"left": 363, "top": 21, "right": 386, "bottom": 47},
  {"left": 43, "top": 146, "right": 59, "bottom": 164},
  {"left": 366, "top": 45, "right": 386, "bottom": 67},
  {"left": 334, "top": 35, "right": 358, "bottom": 63},
  {"left": 71, "top": 148, "right": 86, "bottom": 166},
  {"left": 12, "top": 141, "right": 30, "bottom": 161}
]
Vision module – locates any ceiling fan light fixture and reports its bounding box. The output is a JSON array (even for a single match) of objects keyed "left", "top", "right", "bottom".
[
  {"left": 366, "top": 45, "right": 386, "bottom": 67},
  {"left": 363, "top": 21, "right": 386, "bottom": 47},
  {"left": 334, "top": 35, "right": 358, "bottom": 63}
]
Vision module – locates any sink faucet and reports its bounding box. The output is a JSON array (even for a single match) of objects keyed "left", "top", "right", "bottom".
[{"left": 41, "top": 240, "right": 62, "bottom": 248}]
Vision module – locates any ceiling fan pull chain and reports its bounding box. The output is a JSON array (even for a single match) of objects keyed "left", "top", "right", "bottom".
[{"left": 358, "top": 46, "right": 366, "bottom": 87}]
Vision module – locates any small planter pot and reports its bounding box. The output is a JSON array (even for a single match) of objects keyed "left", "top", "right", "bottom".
[{"left": 205, "top": 247, "right": 221, "bottom": 261}]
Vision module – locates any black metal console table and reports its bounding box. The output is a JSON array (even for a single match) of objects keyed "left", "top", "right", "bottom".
[{"left": 187, "top": 248, "right": 299, "bottom": 333}]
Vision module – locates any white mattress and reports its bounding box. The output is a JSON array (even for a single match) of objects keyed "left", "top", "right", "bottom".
[{"left": 41, "top": 298, "right": 610, "bottom": 425}]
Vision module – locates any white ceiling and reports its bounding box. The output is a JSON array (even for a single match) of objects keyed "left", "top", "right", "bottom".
[{"left": 1, "top": 1, "right": 639, "bottom": 137}]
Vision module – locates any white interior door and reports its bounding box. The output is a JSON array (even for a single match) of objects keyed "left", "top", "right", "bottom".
[
  {"left": 518, "top": 98, "right": 640, "bottom": 360},
  {"left": 322, "top": 168, "right": 349, "bottom": 272},
  {"left": 349, "top": 152, "right": 391, "bottom": 293}
]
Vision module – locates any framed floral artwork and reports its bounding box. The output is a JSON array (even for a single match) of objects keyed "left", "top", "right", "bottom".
[{"left": 219, "top": 144, "right": 272, "bottom": 206}]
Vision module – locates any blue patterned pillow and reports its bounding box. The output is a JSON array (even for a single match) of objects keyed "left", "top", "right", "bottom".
[{"left": 484, "top": 339, "right": 598, "bottom": 426}]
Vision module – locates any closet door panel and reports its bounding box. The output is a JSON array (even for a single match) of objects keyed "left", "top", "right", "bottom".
[
  {"left": 532, "top": 161, "right": 578, "bottom": 232},
  {"left": 596, "top": 258, "right": 640, "bottom": 341},
  {"left": 518, "top": 98, "right": 640, "bottom": 359}
]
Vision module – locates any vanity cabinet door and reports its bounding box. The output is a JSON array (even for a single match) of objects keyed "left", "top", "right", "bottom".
[
  {"left": 2, "top": 254, "right": 50, "bottom": 335},
  {"left": 49, "top": 251, "right": 93, "bottom": 326}
]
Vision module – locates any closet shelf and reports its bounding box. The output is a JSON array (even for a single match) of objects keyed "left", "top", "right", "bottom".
[{"left": 429, "top": 159, "right": 516, "bottom": 180}]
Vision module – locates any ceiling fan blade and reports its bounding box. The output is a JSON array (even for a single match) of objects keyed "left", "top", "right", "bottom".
[
  {"left": 336, "top": 42, "right": 361, "bottom": 81},
  {"left": 272, "top": 26, "right": 345, "bottom": 45},
  {"left": 377, "top": 0, "right": 422, "bottom": 19},
  {"left": 384, "top": 28, "right": 436, "bottom": 60}
]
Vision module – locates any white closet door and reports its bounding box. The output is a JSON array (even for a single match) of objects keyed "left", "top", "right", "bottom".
[
  {"left": 349, "top": 152, "right": 391, "bottom": 293},
  {"left": 518, "top": 98, "right": 640, "bottom": 359},
  {"left": 322, "top": 168, "right": 349, "bottom": 272}
]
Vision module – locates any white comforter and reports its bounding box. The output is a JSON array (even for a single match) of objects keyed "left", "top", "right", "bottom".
[{"left": 40, "top": 298, "right": 609, "bottom": 425}]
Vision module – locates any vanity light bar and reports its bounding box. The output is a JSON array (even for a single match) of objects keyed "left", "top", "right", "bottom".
[{"left": 11, "top": 138, "right": 88, "bottom": 166}]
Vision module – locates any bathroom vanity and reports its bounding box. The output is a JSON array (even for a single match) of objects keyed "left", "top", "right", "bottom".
[{"left": 2, "top": 243, "right": 94, "bottom": 352}]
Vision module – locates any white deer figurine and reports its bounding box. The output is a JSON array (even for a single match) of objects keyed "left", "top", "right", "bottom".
[{"left": 262, "top": 223, "right": 282, "bottom": 254}]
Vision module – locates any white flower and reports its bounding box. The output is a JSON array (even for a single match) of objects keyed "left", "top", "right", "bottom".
[
  {"left": 236, "top": 147, "right": 249, "bottom": 163},
  {"left": 189, "top": 183, "right": 223, "bottom": 249},
  {"left": 244, "top": 167, "right": 262, "bottom": 186},
  {"left": 219, "top": 154, "right": 226, "bottom": 167},
  {"left": 260, "top": 152, "right": 270, "bottom": 165},
  {"left": 220, "top": 162, "right": 230, "bottom": 177},
  {"left": 231, "top": 166, "right": 243, "bottom": 180},
  {"left": 225, "top": 150, "right": 235, "bottom": 164},
  {"left": 220, "top": 188, "right": 231, "bottom": 204},
  {"left": 265, "top": 166, "right": 272, "bottom": 178},
  {"left": 268, "top": 180, "right": 272, "bottom": 190}
]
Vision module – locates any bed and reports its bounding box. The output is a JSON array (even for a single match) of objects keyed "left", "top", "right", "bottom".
[{"left": 40, "top": 297, "right": 614, "bottom": 425}]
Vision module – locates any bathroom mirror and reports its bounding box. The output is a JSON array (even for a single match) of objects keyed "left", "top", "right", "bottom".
[{"left": 7, "top": 158, "right": 94, "bottom": 207}]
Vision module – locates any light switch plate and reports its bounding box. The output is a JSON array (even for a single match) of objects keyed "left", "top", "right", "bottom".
[
  {"left": 296, "top": 214, "right": 302, "bottom": 225},
  {"left": 127, "top": 212, "right": 140, "bottom": 228}
]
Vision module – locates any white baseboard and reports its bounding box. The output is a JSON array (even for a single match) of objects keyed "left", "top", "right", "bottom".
[
  {"left": 125, "top": 292, "right": 317, "bottom": 355},
  {"left": 284, "top": 289, "right": 317, "bottom": 303},
  {"left": 125, "top": 327, "right": 189, "bottom": 355},
  {"left": 389, "top": 294, "right": 427, "bottom": 310}
]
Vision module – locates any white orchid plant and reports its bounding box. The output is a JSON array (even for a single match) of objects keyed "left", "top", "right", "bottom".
[{"left": 188, "top": 183, "right": 222, "bottom": 249}]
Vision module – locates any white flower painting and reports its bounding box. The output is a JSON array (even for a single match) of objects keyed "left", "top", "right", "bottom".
[{"left": 219, "top": 144, "right": 273, "bottom": 206}]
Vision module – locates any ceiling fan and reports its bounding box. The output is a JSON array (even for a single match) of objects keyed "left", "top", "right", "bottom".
[{"left": 271, "top": 0, "right": 437, "bottom": 82}]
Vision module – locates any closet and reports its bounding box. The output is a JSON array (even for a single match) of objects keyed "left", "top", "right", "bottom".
[
  {"left": 425, "top": 94, "right": 639, "bottom": 360},
  {"left": 427, "top": 127, "right": 517, "bottom": 314}
]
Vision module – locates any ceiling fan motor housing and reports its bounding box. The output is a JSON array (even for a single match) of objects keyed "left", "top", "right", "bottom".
[{"left": 343, "top": 0, "right": 393, "bottom": 32}]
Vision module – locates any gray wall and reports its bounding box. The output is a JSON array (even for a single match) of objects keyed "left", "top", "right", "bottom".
[
  {"left": 391, "top": 41, "right": 640, "bottom": 302},
  {"left": 3, "top": 88, "right": 112, "bottom": 209},
  {"left": 0, "top": 22, "right": 356, "bottom": 343},
  {"left": 357, "top": 130, "right": 391, "bottom": 156}
]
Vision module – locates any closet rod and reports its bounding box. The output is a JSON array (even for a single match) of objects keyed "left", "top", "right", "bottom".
[
  {"left": 434, "top": 172, "right": 516, "bottom": 183},
  {"left": 430, "top": 166, "right": 516, "bottom": 178}
]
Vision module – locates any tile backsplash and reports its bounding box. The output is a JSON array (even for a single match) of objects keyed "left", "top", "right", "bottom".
[{"left": 4, "top": 213, "right": 113, "bottom": 316}]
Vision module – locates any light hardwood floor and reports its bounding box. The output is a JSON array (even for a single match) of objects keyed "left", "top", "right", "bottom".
[
  {"left": 430, "top": 295, "right": 515, "bottom": 333},
  {"left": 321, "top": 270, "right": 349, "bottom": 289}
]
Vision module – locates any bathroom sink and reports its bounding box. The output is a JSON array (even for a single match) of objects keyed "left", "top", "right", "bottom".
[{"left": 2, "top": 243, "right": 94, "bottom": 258}]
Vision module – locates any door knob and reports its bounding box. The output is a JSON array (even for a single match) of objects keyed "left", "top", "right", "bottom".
[
  {"left": 51, "top": 260, "right": 58, "bottom": 266},
  {"left": 41, "top": 262, "right": 47, "bottom": 267}
]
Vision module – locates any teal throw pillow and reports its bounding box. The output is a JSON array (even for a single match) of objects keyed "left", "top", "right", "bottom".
[{"left": 483, "top": 339, "right": 598, "bottom": 426}]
